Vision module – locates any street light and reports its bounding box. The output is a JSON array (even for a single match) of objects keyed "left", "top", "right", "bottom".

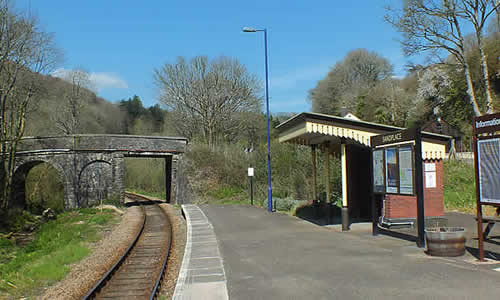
[{"left": 243, "top": 26, "right": 273, "bottom": 212}]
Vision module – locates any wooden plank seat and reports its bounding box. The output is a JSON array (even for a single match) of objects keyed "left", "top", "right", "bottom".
[{"left": 475, "top": 216, "right": 500, "bottom": 240}]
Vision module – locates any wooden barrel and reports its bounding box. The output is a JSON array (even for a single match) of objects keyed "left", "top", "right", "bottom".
[{"left": 425, "top": 227, "right": 466, "bottom": 257}]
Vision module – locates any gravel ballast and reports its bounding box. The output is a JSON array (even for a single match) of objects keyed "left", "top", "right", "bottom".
[
  {"left": 37, "top": 202, "right": 187, "bottom": 300},
  {"left": 39, "top": 206, "right": 143, "bottom": 299},
  {"left": 158, "top": 204, "right": 187, "bottom": 299}
]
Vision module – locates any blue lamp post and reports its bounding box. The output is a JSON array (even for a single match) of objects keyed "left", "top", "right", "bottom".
[{"left": 243, "top": 26, "right": 273, "bottom": 212}]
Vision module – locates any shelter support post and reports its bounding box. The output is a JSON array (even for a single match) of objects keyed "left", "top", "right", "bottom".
[
  {"left": 325, "top": 142, "right": 331, "bottom": 203},
  {"left": 165, "top": 156, "right": 172, "bottom": 203},
  {"left": 311, "top": 144, "right": 317, "bottom": 202},
  {"left": 341, "top": 142, "right": 349, "bottom": 231},
  {"left": 415, "top": 128, "right": 425, "bottom": 248},
  {"left": 325, "top": 142, "right": 331, "bottom": 224},
  {"left": 370, "top": 150, "right": 379, "bottom": 236}
]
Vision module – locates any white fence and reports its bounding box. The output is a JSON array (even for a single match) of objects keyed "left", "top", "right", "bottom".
[{"left": 444, "top": 152, "right": 474, "bottom": 164}]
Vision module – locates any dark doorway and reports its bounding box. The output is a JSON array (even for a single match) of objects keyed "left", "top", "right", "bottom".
[{"left": 347, "top": 145, "right": 372, "bottom": 221}]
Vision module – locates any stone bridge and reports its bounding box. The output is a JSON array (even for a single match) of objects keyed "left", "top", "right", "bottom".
[{"left": 12, "top": 134, "right": 188, "bottom": 209}]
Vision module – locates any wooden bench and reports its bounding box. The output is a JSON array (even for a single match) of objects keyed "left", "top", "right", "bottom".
[{"left": 476, "top": 216, "right": 500, "bottom": 240}]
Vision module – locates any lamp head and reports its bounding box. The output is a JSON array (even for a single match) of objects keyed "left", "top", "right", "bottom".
[{"left": 243, "top": 27, "right": 257, "bottom": 32}]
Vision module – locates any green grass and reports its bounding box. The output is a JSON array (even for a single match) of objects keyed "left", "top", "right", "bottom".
[
  {"left": 443, "top": 160, "right": 476, "bottom": 212},
  {"left": 0, "top": 208, "right": 119, "bottom": 298},
  {"left": 197, "top": 186, "right": 253, "bottom": 206},
  {"left": 206, "top": 186, "right": 243, "bottom": 199}
]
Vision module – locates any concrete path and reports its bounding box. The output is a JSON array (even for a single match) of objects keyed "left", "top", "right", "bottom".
[
  {"left": 172, "top": 205, "right": 228, "bottom": 300},
  {"left": 201, "top": 204, "right": 500, "bottom": 300}
]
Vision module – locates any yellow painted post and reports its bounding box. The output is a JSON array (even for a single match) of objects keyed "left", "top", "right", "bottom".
[
  {"left": 311, "top": 144, "right": 317, "bottom": 202},
  {"left": 341, "top": 142, "right": 349, "bottom": 231},
  {"left": 326, "top": 142, "right": 332, "bottom": 224},
  {"left": 325, "top": 143, "right": 331, "bottom": 203}
]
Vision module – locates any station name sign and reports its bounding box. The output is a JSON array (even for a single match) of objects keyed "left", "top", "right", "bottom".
[
  {"left": 474, "top": 112, "right": 500, "bottom": 134},
  {"left": 382, "top": 132, "right": 403, "bottom": 144},
  {"left": 371, "top": 128, "right": 417, "bottom": 147}
]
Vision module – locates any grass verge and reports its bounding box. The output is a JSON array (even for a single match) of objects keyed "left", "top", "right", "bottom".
[
  {"left": 0, "top": 208, "right": 119, "bottom": 299},
  {"left": 442, "top": 160, "right": 498, "bottom": 216},
  {"left": 443, "top": 160, "right": 475, "bottom": 213}
]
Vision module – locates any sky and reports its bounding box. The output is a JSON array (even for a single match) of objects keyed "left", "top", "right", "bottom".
[{"left": 17, "top": 0, "right": 410, "bottom": 113}]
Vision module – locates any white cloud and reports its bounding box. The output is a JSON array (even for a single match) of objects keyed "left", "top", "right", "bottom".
[
  {"left": 51, "top": 68, "right": 128, "bottom": 91},
  {"left": 89, "top": 72, "right": 128, "bottom": 91}
]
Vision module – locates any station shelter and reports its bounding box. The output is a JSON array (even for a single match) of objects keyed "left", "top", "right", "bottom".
[{"left": 276, "top": 112, "right": 451, "bottom": 230}]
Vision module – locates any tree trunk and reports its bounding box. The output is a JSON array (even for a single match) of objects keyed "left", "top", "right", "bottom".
[
  {"left": 478, "top": 42, "right": 495, "bottom": 113},
  {"left": 463, "top": 63, "right": 482, "bottom": 116}
]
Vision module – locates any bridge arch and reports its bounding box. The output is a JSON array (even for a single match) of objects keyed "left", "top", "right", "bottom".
[
  {"left": 11, "top": 159, "right": 68, "bottom": 210},
  {"left": 13, "top": 134, "right": 188, "bottom": 209}
]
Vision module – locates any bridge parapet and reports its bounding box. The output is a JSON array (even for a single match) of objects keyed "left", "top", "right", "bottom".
[{"left": 18, "top": 134, "right": 188, "bottom": 154}]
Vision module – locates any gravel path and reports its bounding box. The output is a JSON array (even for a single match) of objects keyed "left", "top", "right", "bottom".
[{"left": 39, "top": 206, "right": 143, "bottom": 300}]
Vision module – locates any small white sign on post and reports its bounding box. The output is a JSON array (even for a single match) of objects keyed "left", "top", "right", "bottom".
[{"left": 248, "top": 167, "right": 254, "bottom": 177}]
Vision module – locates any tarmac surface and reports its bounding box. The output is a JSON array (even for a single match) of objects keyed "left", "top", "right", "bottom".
[{"left": 199, "top": 204, "right": 500, "bottom": 300}]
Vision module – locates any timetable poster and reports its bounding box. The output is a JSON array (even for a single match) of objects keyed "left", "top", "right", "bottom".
[
  {"left": 478, "top": 138, "right": 500, "bottom": 204},
  {"left": 373, "top": 149, "right": 385, "bottom": 193},
  {"left": 398, "top": 146, "right": 414, "bottom": 195},
  {"left": 385, "top": 147, "right": 398, "bottom": 193}
]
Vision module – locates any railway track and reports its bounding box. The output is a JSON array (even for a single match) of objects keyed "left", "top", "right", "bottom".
[{"left": 83, "top": 192, "right": 172, "bottom": 300}]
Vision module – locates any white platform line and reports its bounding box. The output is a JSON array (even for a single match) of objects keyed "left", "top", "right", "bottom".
[
  {"left": 191, "top": 274, "right": 225, "bottom": 278},
  {"left": 173, "top": 205, "right": 229, "bottom": 300}
]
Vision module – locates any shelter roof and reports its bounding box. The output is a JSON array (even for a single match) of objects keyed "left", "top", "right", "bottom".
[{"left": 277, "top": 112, "right": 451, "bottom": 160}]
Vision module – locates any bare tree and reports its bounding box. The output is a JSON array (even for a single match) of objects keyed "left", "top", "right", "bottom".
[
  {"left": 386, "top": 0, "right": 482, "bottom": 115},
  {"left": 0, "top": 0, "right": 60, "bottom": 209},
  {"left": 52, "top": 68, "right": 94, "bottom": 134},
  {"left": 493, "top": 0, "right": 500, "bottom": 31},
  {"left": 459, "top": 0, "right": 500, "bottom": 112},
  {"left": 386, "top": 0, "right": 500, "bottom": 116},
  {"left": 154, "top": 56, "right": 261, "bottom": 148}
]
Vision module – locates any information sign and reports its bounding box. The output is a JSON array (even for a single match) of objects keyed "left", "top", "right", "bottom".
[
  {"left": 424, "top": 163, "right": 436, "bottom": 188},
  {"left": 372, "top": 149, "right": 385, "bottom": 193},
  {"left": 248, "top": 167, "right": 254, "bottom": 177},
  {"left": 399, "top": 146, "right": 414, "bottom": 195},
  {"left": 473, "top": 113, "right": 500, "bottom": 261},
  {"left": 478, "top": 138, "right": 500, "bottom": 204},
  {"left": 385, "top": 148, "right": 399, "bottom": 193}
]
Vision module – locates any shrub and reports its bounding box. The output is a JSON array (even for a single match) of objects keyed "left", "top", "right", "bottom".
[
  {"left": 183, "top": 141, "right": 343, "bottom": 206},
  {"left": 263, "top": 197, "right": 308, "bottom": 212}
]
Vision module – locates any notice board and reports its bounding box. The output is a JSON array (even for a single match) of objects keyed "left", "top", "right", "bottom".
[
  {"left": 372, "top": 145, "right": 415, "bottom": 195},
  {"left": 477, "top": 138, "right": 500, "bottom": 204}
]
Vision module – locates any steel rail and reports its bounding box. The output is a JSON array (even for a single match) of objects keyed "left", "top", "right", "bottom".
[{"left": 82, "top": 192, "right": 172, "bottom": 300}]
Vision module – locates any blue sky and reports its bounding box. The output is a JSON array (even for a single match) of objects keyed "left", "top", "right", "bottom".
[{"left": 18, "top": 0, "right": 409, "bottom": 113}]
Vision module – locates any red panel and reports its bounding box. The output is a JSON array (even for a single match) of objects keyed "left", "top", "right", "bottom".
[{"left": 384, "top": 160, "right": 444, "bottom": 219}]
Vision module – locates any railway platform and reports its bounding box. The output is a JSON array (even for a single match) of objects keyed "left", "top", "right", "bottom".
[
  {"left": 173, "top": 205, "right": 229, "bottom": 300},
  {"left": 197, "top": 204, "right": 500, "bottom": 299}
]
